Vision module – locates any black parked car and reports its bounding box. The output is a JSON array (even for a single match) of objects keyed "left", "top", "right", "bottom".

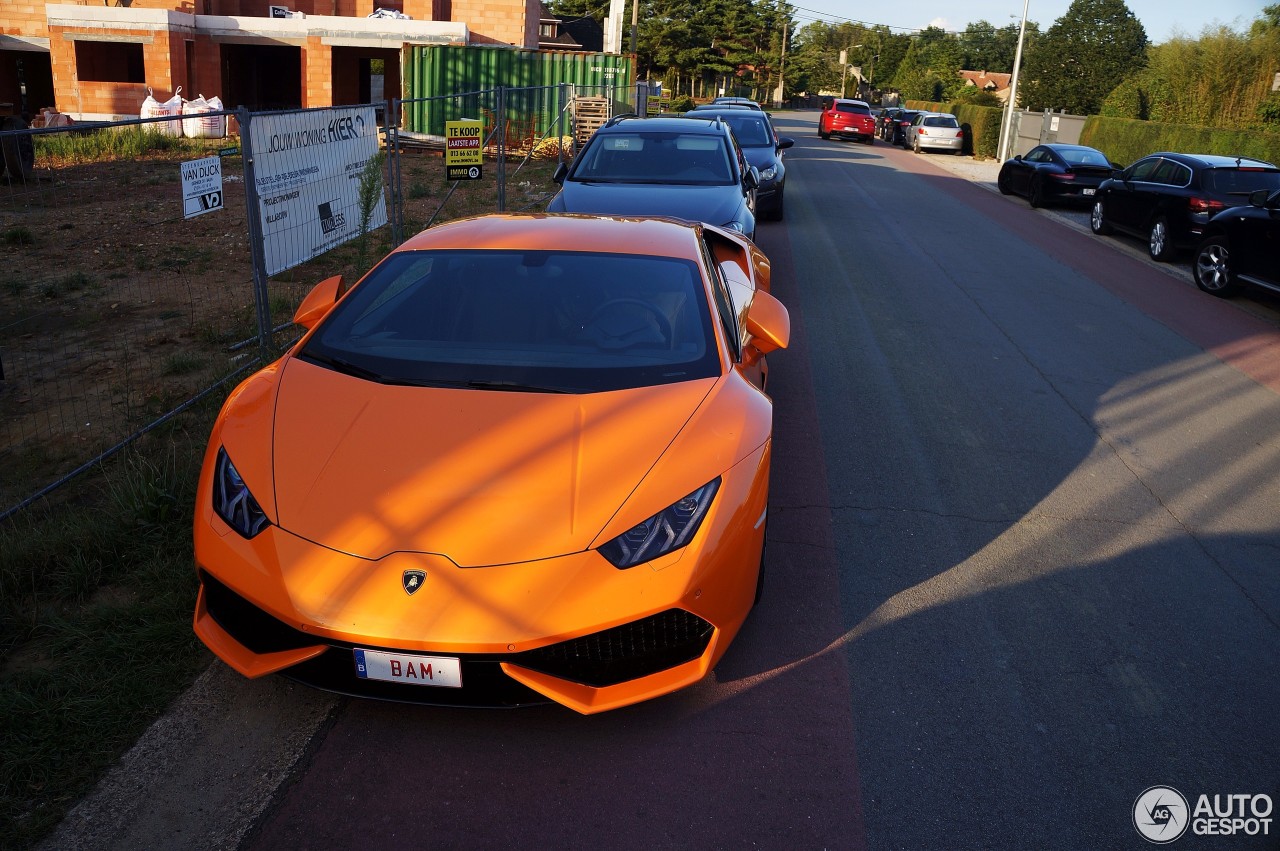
[
  {"left": 997, "top": 144, "right": 1116, "bottom": 208},
  {"left": 1089, "top": 152, "right": 1280, "bottom": 261},
  {"left": 888, "top": 111, "right": 921, "bottom": 147},
  {"left": 685, "top": 107, "right": 794, "bottom": 220},
  {"left": 548, "top": 116, "right": 760, "bottom": 240},
  {"left": 1192, "top": 188, "right": 1280, "bottom": 298},
  {"left": 877, "top": 107, "right": 903, "bottom": 140}
]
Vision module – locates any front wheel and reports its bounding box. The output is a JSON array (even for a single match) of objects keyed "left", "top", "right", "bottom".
[
  {"left": 1090, "top": 199, "right": 1113, "bottom": 235},
  {"left": 1193, "top": 236, "right": 1237, "bottom": 297},
  {"left": 997, "top": 169, "right": 1013, "bottom": 195}
]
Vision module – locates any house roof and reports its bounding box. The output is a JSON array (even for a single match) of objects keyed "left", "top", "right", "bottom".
[{"left": 958, "top": 69, "right": 1012, "bottom": 91}]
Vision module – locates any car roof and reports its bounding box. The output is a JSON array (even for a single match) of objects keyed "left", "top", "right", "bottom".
[
  {"left": 831, "top": 98, "right": 870, "bottom": 107},
  {"left": 600, "top": 115, "right": 727, "bottom": 135},
  {"left": 397, "top": 213, "right": 706, "bottom": 260},
  {"left": 1144, "top": 152, "right": 1279, "bottom": 170}
]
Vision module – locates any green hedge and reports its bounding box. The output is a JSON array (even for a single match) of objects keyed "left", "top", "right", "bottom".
[
  {"left": 904, "top": 100, "right": 1004, "bottom": 160},
  {"left": 1077, "top": 116, "right": 1280, "bottom": 168},
  {"left": 906, "top": 100, "right": 1280, "bottom": 166}
]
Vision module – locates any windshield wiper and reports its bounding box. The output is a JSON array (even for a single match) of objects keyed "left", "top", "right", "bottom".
[
  {"left": 301, "top": 351, "right": 391, "bottom": 383},
  {"left": 466, "top": 379, "right": 574, "bottom": 394}
]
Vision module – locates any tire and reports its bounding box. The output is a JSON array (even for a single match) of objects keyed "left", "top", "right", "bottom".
[
  {"left": 753, "top": 521, "right": 768, "bottom": 606},
  {"left": 762, "top": 190, "right": 784, "bottom": 221},
  {"left": 1194, "top": 236, "right": 1237, "bottom": 297},
  {"left": 997, "top": 169, "right": 1013, "bottom": 195},
  {"left": 1090, "top": 199, "right": 1113, "bottom": 235},
  {"left": 863, "top": 135, "right": 874, "bottom": 145},
  {"left": 912, "top": 137, "right": 921, "bottom": 153},
  {"left": 1148, "top": 216, "right": 1174, "bottom": 261},
  {"left": 1028, "top": 178, "right": 1045, "bottom": 209}
]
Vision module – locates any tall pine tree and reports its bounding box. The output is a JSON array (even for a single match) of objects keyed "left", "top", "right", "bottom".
[{"left": 1018, "top": 0, "right": 1147, "bottom": 114}]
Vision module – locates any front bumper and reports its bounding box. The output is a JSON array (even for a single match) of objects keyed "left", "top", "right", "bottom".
[{"left": 193, "top": 444, "right": 770, "bottom": 714}]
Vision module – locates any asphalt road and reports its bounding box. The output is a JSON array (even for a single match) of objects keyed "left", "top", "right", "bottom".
[{"left": 48, "top": 112, "right": 1280, "bottom": 851}]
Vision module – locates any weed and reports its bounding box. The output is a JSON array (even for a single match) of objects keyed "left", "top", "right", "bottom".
[
  {"left": 58, "top": 272, "right": 90, "bottom": 293},
  {"left": 408, "top": 181, "right": 432, "bottom": 199},
  {"left": 161, "top": 353, "right": 206, "bottom": 376},
  {"left": 2, "top": 227, "right": 34, "bottom": 247}
]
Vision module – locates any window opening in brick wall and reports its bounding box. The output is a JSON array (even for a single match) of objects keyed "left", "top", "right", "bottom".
[{"left": 74, "top": 41, "right": 145, "bottom": 84}]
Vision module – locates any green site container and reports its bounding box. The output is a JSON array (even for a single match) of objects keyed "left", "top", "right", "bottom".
[{"left": 401, "top": 45, "right": 635, "bottom": 138}]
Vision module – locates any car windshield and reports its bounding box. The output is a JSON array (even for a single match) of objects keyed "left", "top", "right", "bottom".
[
  {"left": 300, "top": 249, "right": 720, "bottom": 393},
  {"left": 1203, "top": 168, "right": 1280, "bottom": 195},
  {"left": 923, "top": 116, "right": 958, "bottom": 128},
  {"left": 719, "top": 114, "right": 773, "bottom": 147},
  {"left": 836, "top": 103, "right": 870, "bottom": 114},
  {"left": 571, "top": 132, "right": 735, "bottom": 185},
  {"left": 1061, "top": 148, "right": 1110, "bottom": 167}
]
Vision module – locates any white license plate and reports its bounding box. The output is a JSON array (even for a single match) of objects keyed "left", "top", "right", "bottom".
[
  {"left": 1083, "top": 188, "right": 1096, "bottom": 195},
  {"left": 354, "top": 648, "right": 462, "bottom": 688}
]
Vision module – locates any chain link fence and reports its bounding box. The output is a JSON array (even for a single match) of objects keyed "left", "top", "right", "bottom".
[{"left": 0, "top": 83, "right": 647, "bottom": 520}]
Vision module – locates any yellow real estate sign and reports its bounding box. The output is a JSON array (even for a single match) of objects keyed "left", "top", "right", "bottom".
[{"left": 445, "top": 119, "right": 482, "bottom": 180}]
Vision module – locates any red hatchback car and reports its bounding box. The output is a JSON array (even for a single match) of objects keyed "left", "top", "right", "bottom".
[{"left": 818, "top": 98, "right": 876, "bottom": 144}]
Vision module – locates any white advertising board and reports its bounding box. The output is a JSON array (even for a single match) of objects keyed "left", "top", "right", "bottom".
[
  {"left": 249, "top": 106, "right": 388, "bottom": 276},
  {"left": 181, "top": 155, "right": 224, "bottom": 219}
]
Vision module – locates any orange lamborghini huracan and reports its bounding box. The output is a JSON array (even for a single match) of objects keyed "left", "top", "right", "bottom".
[{"left": 193, "top": 214, "right": 789, "bottom": 714}]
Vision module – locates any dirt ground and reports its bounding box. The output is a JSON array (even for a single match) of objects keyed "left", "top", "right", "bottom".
[{"left": 0, "top": 137, "right": 560, "bottom": 513}]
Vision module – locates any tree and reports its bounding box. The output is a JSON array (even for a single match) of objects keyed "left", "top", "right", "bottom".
[
  {"left": 1018, "top": 0, "right": 1147, "bottom": 115},
  {"left": 1100, "top": 8, "right": 1280, "bottom": 128}
]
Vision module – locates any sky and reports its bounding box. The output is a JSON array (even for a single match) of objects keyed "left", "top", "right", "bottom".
[{"left": 790, "top": 0, "right": 1269, "bottom": 45}]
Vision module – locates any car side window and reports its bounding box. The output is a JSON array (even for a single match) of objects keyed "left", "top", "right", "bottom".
[
  {"left": 1128, "top": 158, "right": 1161, "bottom": 182},
  {"left": 700, "top": 237, "right": 742, "bottom": 361},
  {"left": 1152, "top": 161, "right": 1190, "bottom": 186},
  {"left": 1026, "top": 148, "right": 1048, "bottom": 163}
]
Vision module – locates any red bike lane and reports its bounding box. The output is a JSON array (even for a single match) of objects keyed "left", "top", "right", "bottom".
[{"left": 244, "top": 222, "right": 869, "bottom": 850}]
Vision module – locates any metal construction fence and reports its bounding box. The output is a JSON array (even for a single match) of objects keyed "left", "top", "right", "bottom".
[{"left": 0, "top": 83, "right": 647, "bottom": 520}]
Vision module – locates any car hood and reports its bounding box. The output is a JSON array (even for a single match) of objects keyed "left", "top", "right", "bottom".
[
  {"left": 549, "top": 181, "right": 747, "bottom": 227},
  {"left": 742, "top": 147, "right": 780, "bottom": 172},
  {"left": 269, "top": 357, "right": 718, "bottom": 565}
]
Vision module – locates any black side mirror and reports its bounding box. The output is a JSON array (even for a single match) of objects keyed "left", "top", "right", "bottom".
[
  {"left": 552, "top": 162, "right": 568, "bottom": 184},
  {"left": 1248, "top": 188, "right": 1270, "bottom": 207},
  {"left": 744, "top": 166, "right": 760, "bottom": 190},
  {"left": 1012, "top": 154, "right": 1023, "bottom": 162},
  {"left": 776, "top": 137, "right": 795, "bottom": 151}
]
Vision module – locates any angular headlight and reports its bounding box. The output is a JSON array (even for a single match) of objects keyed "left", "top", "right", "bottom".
[
  {"left": 598, "top": 479, "right": 720, "bottom": 569},
  {"left": 213, "top": 448, "right": 269, "bottom": 538},
  {"left": 722, "top": 220, "right": 746, "bottom": 233},
  {"left": 759, "top": 165, "right": 778, "bottom": 181}
]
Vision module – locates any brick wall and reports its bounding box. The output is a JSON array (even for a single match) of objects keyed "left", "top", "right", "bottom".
[
  {"left": 302, "top": 35, "right": 332, "bottom": 107},
  {"left": 450, "top": 0, "right": 536, "bottom": 47},
  {"left": 1, "top": 4, "right": 51, "bottom": 40}
]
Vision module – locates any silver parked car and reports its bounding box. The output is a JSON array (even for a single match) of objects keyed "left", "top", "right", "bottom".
[{"left": 906, "top": 112, "right": 963, "bottom": 155}]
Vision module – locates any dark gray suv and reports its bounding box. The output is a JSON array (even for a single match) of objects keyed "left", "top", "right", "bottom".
[{"left": 548, "top": 115, "right": 760, "bottom": 240}]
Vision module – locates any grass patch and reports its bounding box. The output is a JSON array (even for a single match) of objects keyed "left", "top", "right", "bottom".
[
  {"left": 162, "top": 353, "right": 206, "bottom": 376},
  {"left": 3, "top": 227, "right": 34, "bottom": 247},
  {"left": 33, "top": 126, "right": 205, "bottom": 166},
  {"left": 0, "top": 425, "right": 214, "bottom": 849}
]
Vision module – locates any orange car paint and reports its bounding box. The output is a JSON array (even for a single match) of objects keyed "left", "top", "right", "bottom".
[{"left": 193, "top": 214, "right": 788, "bottom": 714}]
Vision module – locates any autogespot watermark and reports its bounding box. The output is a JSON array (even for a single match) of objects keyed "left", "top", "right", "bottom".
[{"left": 1133, "top": 786, "right": 1274, "bottom": 844}]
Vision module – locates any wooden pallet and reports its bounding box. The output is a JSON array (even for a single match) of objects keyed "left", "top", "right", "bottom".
[{"left": 572, "top": 97, "right": 611, "bottom": 146}]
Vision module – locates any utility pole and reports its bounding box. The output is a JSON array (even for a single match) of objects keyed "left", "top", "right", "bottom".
[
  {"left": 630, "top": 0, "right": 638, "bottom": 56},
  {"left": 998, "top": 0, "right": 1030, "bottom": 161},
  {"left": 774, "top": 10, "right": 788, "bottom": 108}
]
